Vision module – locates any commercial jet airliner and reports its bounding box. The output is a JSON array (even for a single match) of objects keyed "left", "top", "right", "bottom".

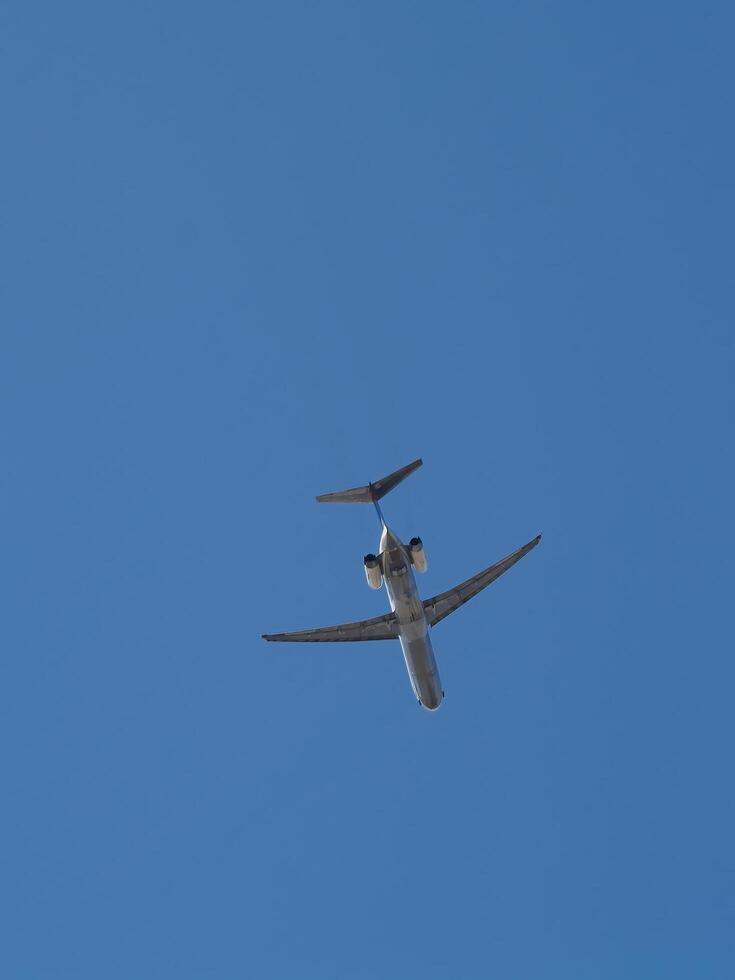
[{"left": 262, "top": 459, "right": 541, "bottom": 710}]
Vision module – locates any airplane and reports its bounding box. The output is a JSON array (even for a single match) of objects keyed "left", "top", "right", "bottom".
[{"left": 262, "top": 459, "right": 541, "bottom": 710}]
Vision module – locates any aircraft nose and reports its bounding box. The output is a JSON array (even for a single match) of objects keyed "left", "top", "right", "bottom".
[{"left": 421, "top": 691, "right": 443, "bottom": 711}]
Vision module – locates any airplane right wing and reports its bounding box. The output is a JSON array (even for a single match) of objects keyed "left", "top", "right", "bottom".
[
  {"left": 262, "top": 610, "right": 400, "bottom": 643},
  {"left": 423, "top": 534, "right": 542, "bottom": 627}
]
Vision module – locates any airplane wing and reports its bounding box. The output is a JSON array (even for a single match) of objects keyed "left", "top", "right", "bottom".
[
  {"left": 262, "top": 611, "right": 400, "bottom": 643},
  {"left": 423, "top": 534, "right": 542, "bottom": 627}
]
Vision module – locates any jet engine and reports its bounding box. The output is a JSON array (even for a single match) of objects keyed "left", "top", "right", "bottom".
[
  {"left": 408, "top": 537, "right": 428, "bottom": 572},
  {"left": 363, "top": 553, "right": 383, "bottom": 590}
]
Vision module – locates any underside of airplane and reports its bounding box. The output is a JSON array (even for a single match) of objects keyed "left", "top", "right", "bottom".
[{"left": 262, "top": 459, "right": 541, "bottom": 709}]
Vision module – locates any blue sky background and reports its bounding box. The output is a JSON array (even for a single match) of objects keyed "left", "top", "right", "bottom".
[{"left": 2, "top": 2, "right": 733, "bottom": 977}]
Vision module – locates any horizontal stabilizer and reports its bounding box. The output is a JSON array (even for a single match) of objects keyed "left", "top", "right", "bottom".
[{"left": 316, "top": 458, "right": 422, "bottom": 504}]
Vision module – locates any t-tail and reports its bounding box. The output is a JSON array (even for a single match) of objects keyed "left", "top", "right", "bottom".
[{"left": 316, "top": 458, "right": 422, "bottom": 524}]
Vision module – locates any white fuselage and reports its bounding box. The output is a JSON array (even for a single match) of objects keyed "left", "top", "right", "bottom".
[{"left": 380, "top": 525, "right": 443, "bottom": 710}]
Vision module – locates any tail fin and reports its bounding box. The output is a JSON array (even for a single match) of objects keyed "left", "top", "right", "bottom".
[{"left": 316, "top": 458, "right": 422, "bottom": 504}]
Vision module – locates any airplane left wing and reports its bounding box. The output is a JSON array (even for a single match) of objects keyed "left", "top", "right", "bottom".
[
  {"left": 423, "top": 534, "right": 542, "bottom": 627},
  {"left": 262, "top": 611, "right": 400, "bottom": 643}
]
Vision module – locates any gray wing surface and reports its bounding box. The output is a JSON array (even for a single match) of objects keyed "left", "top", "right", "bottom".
[
  {"left": 316, "top": 458, "right": 422, "bottom": 504},
  {"left": 423, "top": 534, "right": 542, "bottom": 627},
  {"left": 262, "top": 611, "right": 399, "bottom": 643}
]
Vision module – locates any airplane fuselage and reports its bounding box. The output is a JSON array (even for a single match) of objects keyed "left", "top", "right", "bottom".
[{"left": 380, "top": 525, "right": 443, "bottom": 710}]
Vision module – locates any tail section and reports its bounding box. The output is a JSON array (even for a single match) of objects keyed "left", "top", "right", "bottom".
[{"left": 316, "top": 458, "right": 422, "bottom": 504}]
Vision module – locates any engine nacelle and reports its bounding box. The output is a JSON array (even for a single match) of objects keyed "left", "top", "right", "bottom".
[
  {"left": 408, "top": 536, "right": 428, "bottom": 573},
  {"left": 363, "top": 553, "right": 383, "bottom": 590}
]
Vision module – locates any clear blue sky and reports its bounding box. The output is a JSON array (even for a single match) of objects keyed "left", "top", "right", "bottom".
[{"left": 2, "top": 2, "right": 733, "bottom": 977}]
